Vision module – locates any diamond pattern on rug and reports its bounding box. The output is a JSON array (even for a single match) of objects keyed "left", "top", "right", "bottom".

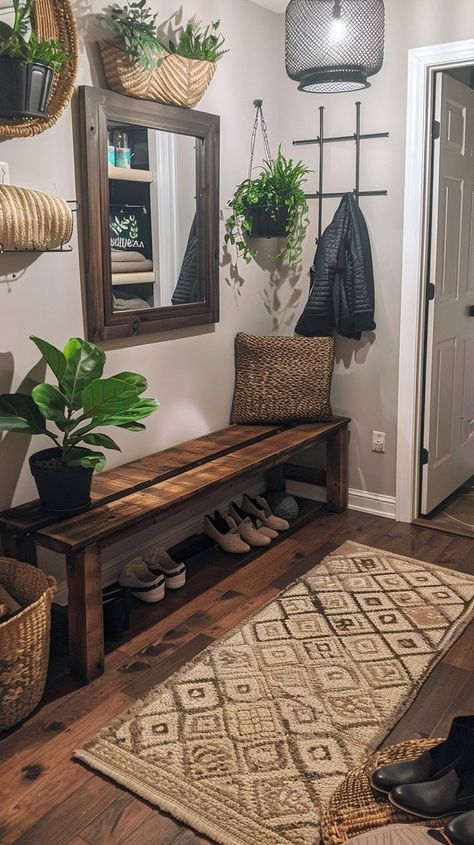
[{"left": 76, "top": 541, "right": 474, "bottom": 845}]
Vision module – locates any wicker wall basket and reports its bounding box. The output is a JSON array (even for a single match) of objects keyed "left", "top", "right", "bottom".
[
  {"left": 0, "top": 557, "right": 56, "bottom": 732},
  {"left": 99, "top": 41, "right": 216, "bottom": 109},
  {"left": 0, "top": 185, "right": 73, "bottom": 251},
  {"left": 0, "top": 0, "right": 78, "bottom": 139},
  {"left": 320, "top": 738, "right": 448, "bottom": 845}
]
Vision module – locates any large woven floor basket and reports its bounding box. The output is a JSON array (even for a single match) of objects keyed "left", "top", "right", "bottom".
[
  {"left": 99, "top": 41, "right": 216, "bottom": 108},
  {"left": 321, "top": 738, "right": 449, "bottom": 845},
  {"left": 0, "top": 557, "right": 56, "bottom": 732}
]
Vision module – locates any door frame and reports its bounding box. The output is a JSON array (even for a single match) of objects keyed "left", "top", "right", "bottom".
[{"left": 396, "top": 39, "right": 474, "bottom": 523}]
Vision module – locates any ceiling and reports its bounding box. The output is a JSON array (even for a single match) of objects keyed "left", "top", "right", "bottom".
[{"left": 249, "top": 0, "right": 287, "bottom": 13}]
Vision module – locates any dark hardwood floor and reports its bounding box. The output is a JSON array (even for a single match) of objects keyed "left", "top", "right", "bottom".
[{"left": 0, "top": 508, "right": 473, "bottom": 845}]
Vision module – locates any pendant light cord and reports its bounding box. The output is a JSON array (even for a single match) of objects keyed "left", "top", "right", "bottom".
[{"left": 248, "top": 99, "right": 273, "bottom": 179}]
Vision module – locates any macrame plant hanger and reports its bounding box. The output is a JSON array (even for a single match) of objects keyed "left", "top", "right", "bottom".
[{"left": 248, "top": 99, "right": 273, "bottom": 179}]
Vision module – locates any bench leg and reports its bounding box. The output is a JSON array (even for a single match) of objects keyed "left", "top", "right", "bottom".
[
  {"left": 326, "top": 426, "right": 349, "bottom": 513},
  {"left": 266, "top": 464, "right": 286, "bottom": 492},
  {"left": 66, "top": 544, "right": 104, "bottom": 682},
  {"left": 1, "top": 532, "right": 37, "bottom": 564}
]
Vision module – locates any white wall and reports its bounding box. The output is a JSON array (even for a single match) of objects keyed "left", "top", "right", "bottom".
[
  {"left": 2, "top": 0, "right": 474, "bottom": 513},
  {"left": 278, "top": 0, "right": 474, "bottom": 497},
  {"left": 0, "top": 0, "right": 281, "bottom": 509}
]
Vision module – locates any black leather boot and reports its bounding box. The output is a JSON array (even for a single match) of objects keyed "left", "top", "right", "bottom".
[
  {"left": 443, "top": 810, "right": 474, "bottom": 845},
  {"left": 371, "top": 716, "right": 474, "bottom": 794},
  {"left": 389, "top": 759, "right": 474, "bottom": 820}
]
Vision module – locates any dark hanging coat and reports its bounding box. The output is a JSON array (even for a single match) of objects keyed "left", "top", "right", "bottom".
[{"left": 295, "top": 192, "right": 376, "bottom": 340}]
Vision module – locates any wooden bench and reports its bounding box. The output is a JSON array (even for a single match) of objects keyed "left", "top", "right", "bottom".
[{"left": 0, "top": 418, "right": 350, "bottom": 682}]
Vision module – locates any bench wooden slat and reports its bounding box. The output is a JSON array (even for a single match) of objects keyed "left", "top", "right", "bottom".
[
  {"left": 0, "top": 424, "right": 281, "bottom": 534},
  {"left": 36, "top": 419, "right": 349, "bottom": 553}
]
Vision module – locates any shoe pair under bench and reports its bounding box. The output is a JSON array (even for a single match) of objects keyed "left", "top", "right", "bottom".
[
  {"left": 204, "top": 494, "right": 290, "bottom": 554},
  {"left": 119, "top": 548, "right": 186, "bottom": 603},
  {"left": 371, "top": 716, "right": 474, "bottom": 845}
]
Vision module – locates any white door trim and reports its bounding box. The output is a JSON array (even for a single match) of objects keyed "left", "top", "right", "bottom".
[{"left": 396, "top": 39, "right": 474, "bottom": 523}]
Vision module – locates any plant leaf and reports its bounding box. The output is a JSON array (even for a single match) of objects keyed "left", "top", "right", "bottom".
[
  {"left": 0, "top": 393, "right": 48, "bottom": 435},
  {"left": 31, "top": 383, "right": 66, "bottom": 423},
  {"left": 81, "top": 433, "right": 121, "bottom": 451},
  {"left": 116, "top": 421, "right": 146, "bottom": 432},
  {"left": 94, "top": 397, "right": 159, "bottom": 427},
  {"left": 81, "top": 377, "right": 140, "bottom": 420},
  {"left": 112, "top": 371, "right": 148, "bottom": 395},
  {"left": 61, "top": 338, "right": 106, "bottom": 410},
  {"left": 66, "top": 448, "right": 106, "bottom": 472},
  {"left": 30, "top": 336, "right": 67, "bottom": 383}
]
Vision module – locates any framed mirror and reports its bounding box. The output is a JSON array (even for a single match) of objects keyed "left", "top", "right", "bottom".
[{"left": 78, "top": 86, "right": 220, "bottom": 341}]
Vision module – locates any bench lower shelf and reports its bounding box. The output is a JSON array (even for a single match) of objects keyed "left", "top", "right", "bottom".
[{"left": 51, "top": 497, "right": 323, "bottom": 663}]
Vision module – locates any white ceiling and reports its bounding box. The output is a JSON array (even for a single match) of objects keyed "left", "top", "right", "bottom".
[{"left": 249, "top": 0, "right": 287, "bottom": 13}]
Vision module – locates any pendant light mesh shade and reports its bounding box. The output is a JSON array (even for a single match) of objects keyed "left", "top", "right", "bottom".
[{"left": 286, "top": 0, "right": 385, "bottom": 93}]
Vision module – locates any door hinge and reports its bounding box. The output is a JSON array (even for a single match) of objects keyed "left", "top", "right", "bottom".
[
  {"left": 432, "top": 120, "right": 440, "bottom": 140},
  {"left": 427, "top": 282, "right": 435, "bottom": 301},
  {"left": 420, "top": 448, "right": 429, "bottom": 466}
]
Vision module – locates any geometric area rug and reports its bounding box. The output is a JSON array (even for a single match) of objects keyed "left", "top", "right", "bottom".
[{"left": 76, "top": 541, "right": 474, "bottom": 845}]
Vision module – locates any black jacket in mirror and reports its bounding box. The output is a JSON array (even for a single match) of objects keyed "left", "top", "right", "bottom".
[{"left": 295, "top": 192, "right": 376, "bottom": 341}]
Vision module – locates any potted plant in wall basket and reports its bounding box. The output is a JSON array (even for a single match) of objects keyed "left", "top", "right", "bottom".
[
  {"left": 0, "top": 336, "right": 159, "bottom": 514},
  {"left": 0, "top": 0, "right": 70, "bottom": 120},
  {"left": 225, "top": 150, "right": 310, "bottom": 266},
  {"left": 99, "top": 2, "right": 227, "bottom": 109}
]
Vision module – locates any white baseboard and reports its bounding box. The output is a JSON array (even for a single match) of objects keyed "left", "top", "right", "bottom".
[{"left": 286, "top": 480, "right": 397, "bottom": 520}]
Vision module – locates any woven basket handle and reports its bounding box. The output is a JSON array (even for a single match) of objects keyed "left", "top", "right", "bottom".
[{"left": 46, "top": 575, "right": 57, "bottom": 597}]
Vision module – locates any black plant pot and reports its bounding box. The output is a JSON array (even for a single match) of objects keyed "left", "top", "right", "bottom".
[
  {"left": 0, "top": 58, "right": 53, "bottom": 120},
  {"left": 29, "top": 449, "right": 94, "bottom": 515},
  {"left": 246, "top": 205, "right": 289, "bottom": 239}
]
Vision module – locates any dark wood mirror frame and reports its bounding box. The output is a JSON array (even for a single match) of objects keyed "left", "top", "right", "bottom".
[{"left": 78, "top": 85, "right": 220, "bottom": 342}]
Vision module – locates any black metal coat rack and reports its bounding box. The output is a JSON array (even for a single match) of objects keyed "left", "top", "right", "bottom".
[{"left": 293, "top": 101, "right": 389, "bottom": 241}]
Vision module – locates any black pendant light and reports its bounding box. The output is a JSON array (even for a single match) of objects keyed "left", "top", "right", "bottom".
[{"left": 285, "top": 0, "right": 385, "bottom": 94}]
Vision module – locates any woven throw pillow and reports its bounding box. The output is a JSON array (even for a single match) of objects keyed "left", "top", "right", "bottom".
[{"left": 231, "top": 333, "right": 334, "bottom": 424}]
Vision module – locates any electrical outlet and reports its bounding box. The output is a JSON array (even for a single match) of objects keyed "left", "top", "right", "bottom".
[
  {"left": 372, "top": 430, "right": 386, "bottom": 453},
  {"left": 0, "top": 162, "right": 9, "bottom": 184}
]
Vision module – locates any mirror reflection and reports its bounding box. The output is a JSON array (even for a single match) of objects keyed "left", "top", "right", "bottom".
[{"left": 107, "top": 121, "right": 200, "bottom": 313}]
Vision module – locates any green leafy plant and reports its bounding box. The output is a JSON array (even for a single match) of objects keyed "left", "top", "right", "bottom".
[
  {"left": 99, "top": 0, "right": 165, "bottom": 70},
  {"left": 0, "top": 336, "right": 159, "bottom": 472},
  {"left": 0, "top": 0, "right": 70, "bottom": 71},
  {"left": 169, "top": 18, "right": 228, "bottom": 63},
  {"left": 99, "top": 3, "right": 227, "bottom": 68},
  {"left": 225, "top": 149, "right": 310, "bottom": 266}
]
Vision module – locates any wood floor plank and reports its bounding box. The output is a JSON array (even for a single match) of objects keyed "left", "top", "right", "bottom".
[
  {"left": 79, "top": 792, "right": 155, "bottom": 845},
  {"left": 9, "top": 773, "right": 123, "bottom": 845},
  {"left": 0, "top": 693, "right": 132, "bottom": 845},
  {"left": 1, "top": 510, "right": 472, "bottom": 845},
  {"left": 119, "top": 811, "right": 185, "bottom": 845}
]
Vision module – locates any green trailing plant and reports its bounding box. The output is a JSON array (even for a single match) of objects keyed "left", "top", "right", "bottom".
[
  {"left": 169, "top": 18, "right": 228, "bottom": 63},
  {"left": 0, "top": 0, "right": 70, "bottom": 71},
  {"left": 225, "top": 149, "right": 310, "bottom": 266},
  {"left": 0, "top": 336, "right": 159, "bottom": 472},
  {"left": 99, "top": 3, "right": 227, "bottom": 68},
  {"left": 99, "top": 1, "right": 165, "bottom": 70}
]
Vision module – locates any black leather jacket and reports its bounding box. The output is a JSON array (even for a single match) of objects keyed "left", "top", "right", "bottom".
[{"left": 295, "top": 193, "right": 376, "bottom": 340}]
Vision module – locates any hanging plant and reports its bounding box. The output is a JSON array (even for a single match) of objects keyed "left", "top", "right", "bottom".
[
  {"left": 225, "top": 148, "right": 310, "bottom": 266},
  {"left": 0, "top": 0, "right": 71, "bottom": 120}
]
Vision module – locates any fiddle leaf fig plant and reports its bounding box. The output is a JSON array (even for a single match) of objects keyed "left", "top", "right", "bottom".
[
  {"left": 225, "top": 149, "right": 310, "bottom": 267},
  {"left": 0, "top": 336, "right": 159, "bottom": 472}
]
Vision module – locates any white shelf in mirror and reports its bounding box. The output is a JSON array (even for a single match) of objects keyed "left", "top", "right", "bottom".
[
  {"left": 108, "top": 166, "right": 154, "bottom": 183},
  {"left": 111, "top": 271, "right": 156, "bottom": 286}
]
